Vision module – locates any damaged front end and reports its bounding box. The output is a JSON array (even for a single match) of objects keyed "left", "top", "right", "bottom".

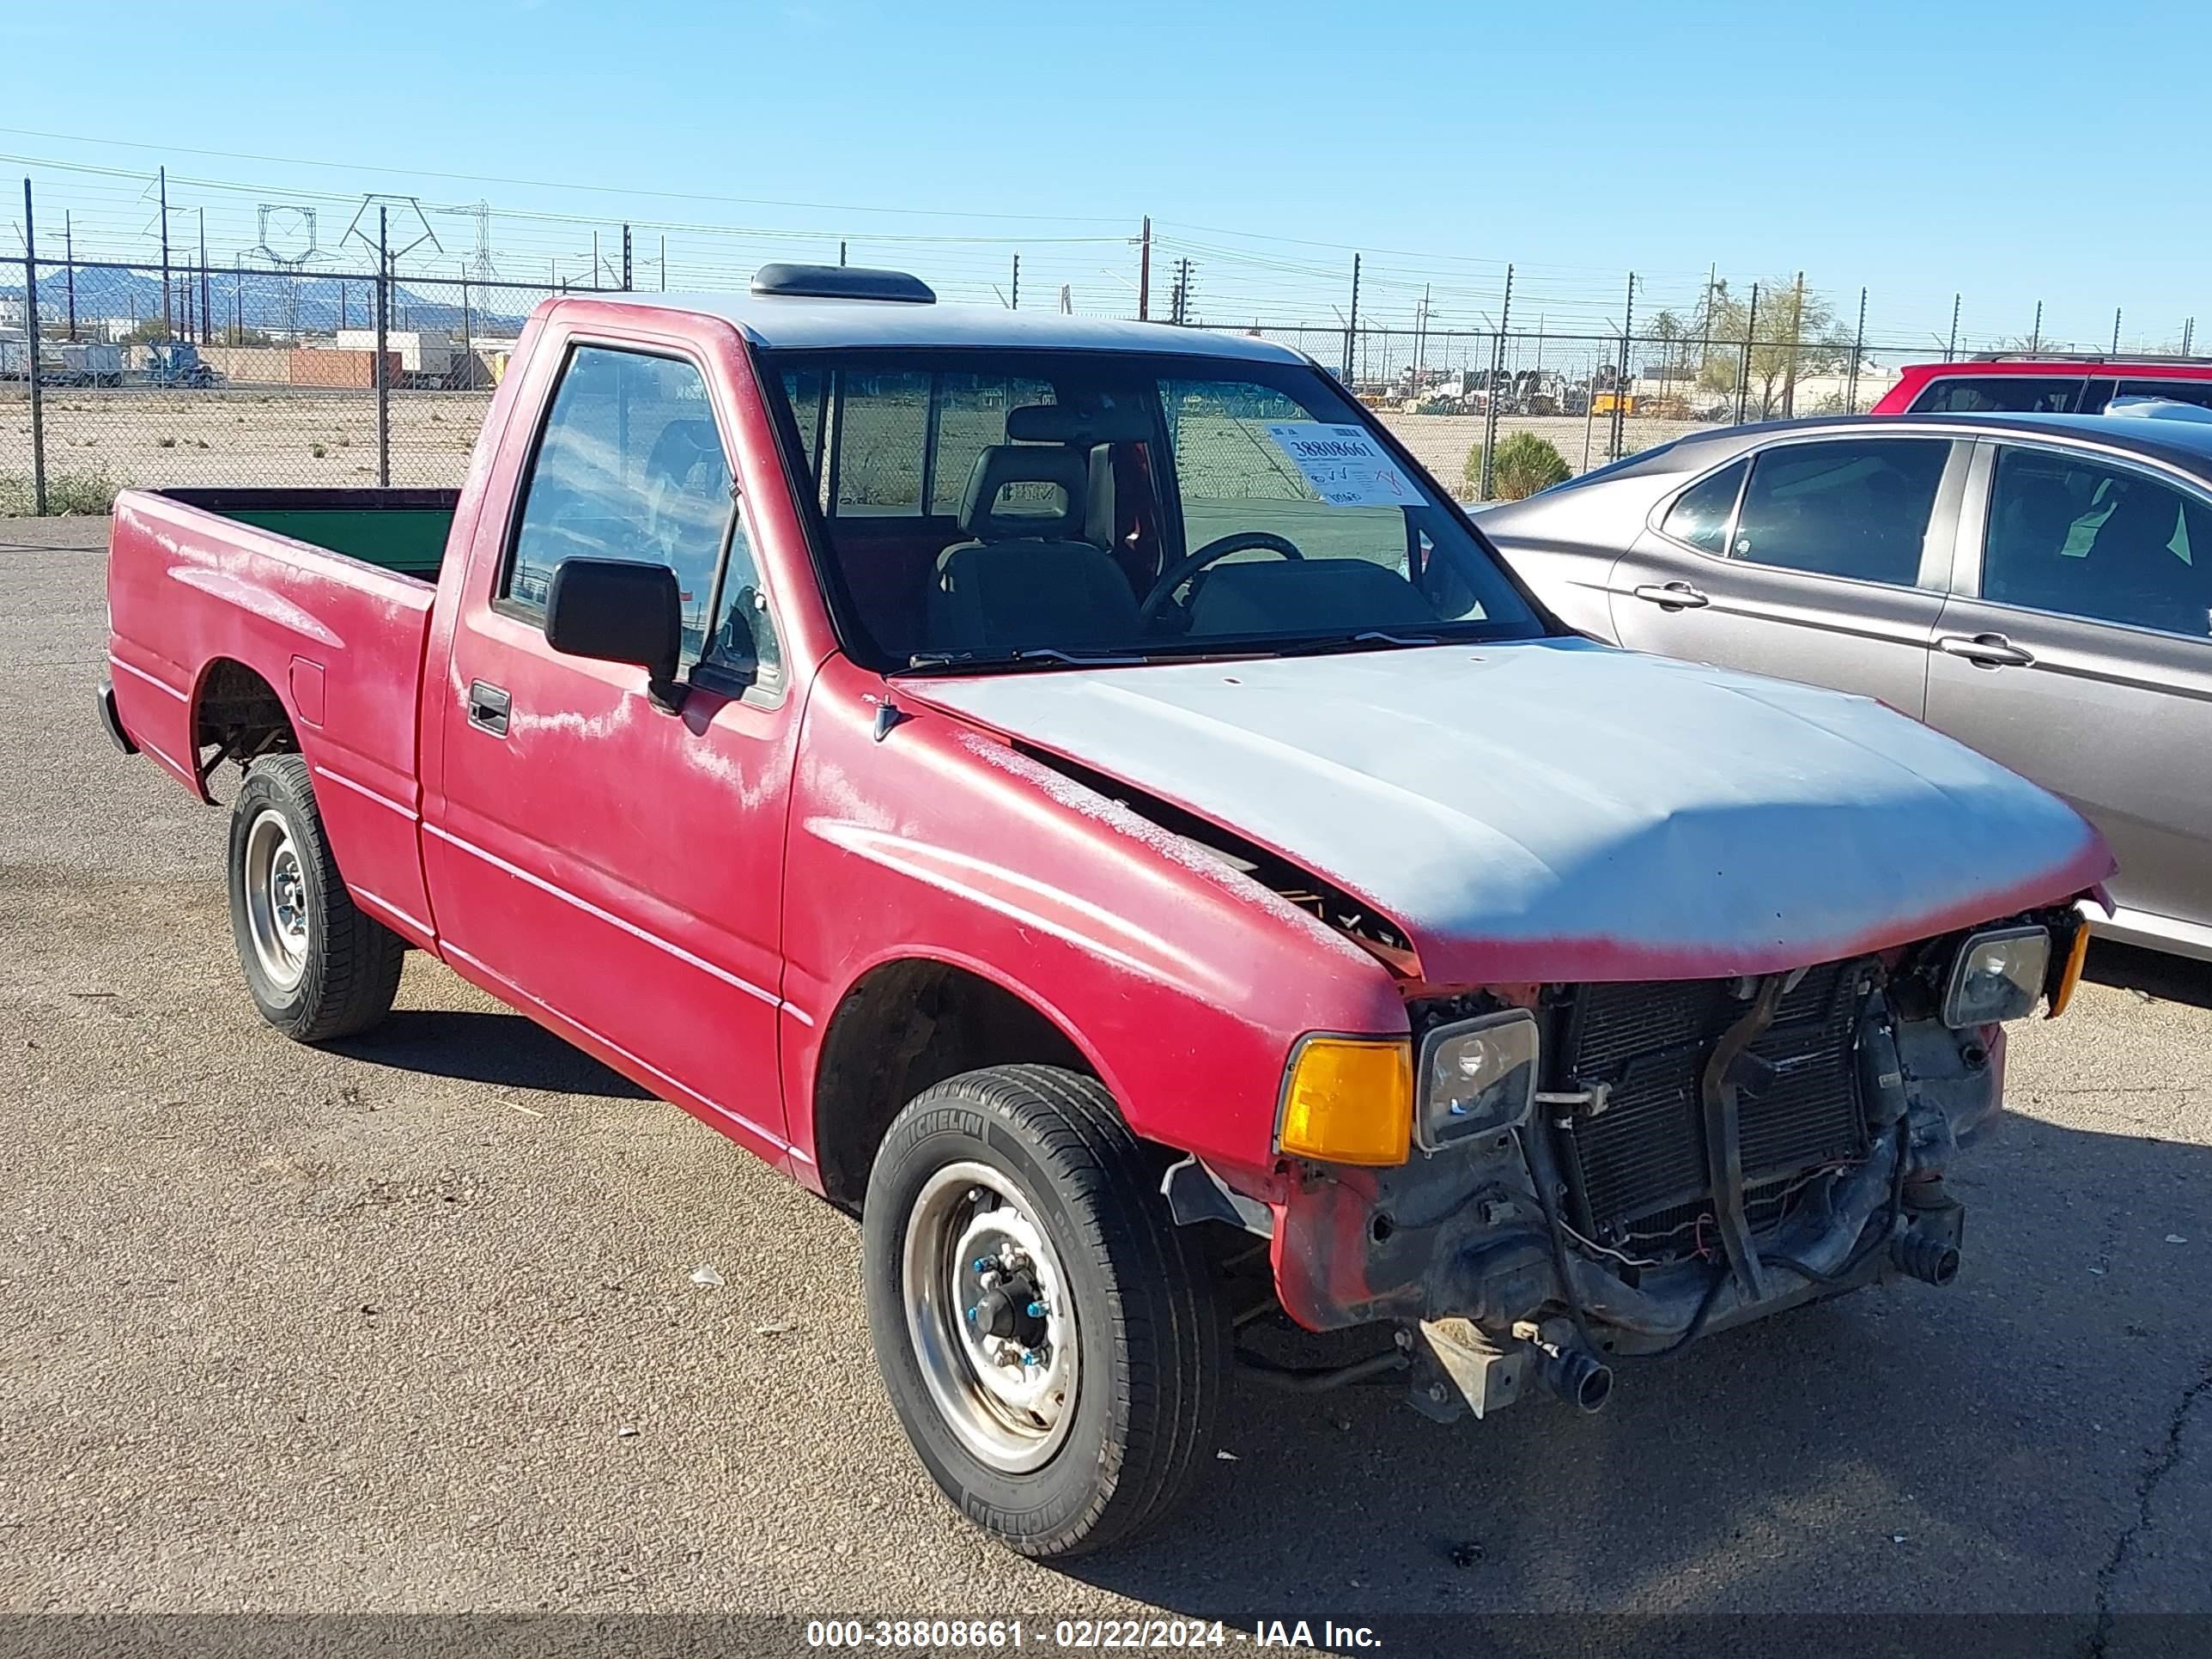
[{"left": 1243, "top": 907, "right": 2087, "bottom": 1423}]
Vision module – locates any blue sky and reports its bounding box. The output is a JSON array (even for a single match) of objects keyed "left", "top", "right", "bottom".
[{"left": 5, "top": 0, "right": 2204, "bottom": 351}]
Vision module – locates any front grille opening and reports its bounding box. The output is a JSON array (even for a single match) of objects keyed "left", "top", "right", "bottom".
[{"left": 1550, "top": 961, "right": 1874, "bottom": 1265}]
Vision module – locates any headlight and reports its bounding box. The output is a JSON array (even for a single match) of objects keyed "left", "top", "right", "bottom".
[
  {"left": 1942, "top": 925, "right": 2051, "bottom": 1028},
  {"left": 1416, "top": 1009, "right": 1540, "bottom": 1152}
]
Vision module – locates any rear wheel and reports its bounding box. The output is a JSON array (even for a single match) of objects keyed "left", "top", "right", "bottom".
[
  {"left": 227, "top": 754, "right": 404, "bottom": 1042},
  {"left": 862, "top": 1065, "right": 1223, "bottom": 1557}
]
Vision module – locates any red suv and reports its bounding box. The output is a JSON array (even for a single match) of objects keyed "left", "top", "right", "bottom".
[{"left": 1872, "top": 355, "right": 2212, "bottom": 416}]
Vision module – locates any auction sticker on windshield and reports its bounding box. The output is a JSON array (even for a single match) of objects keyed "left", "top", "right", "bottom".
[{"left": 1265, "top": 422, "right": 1418, "bottom": 507}]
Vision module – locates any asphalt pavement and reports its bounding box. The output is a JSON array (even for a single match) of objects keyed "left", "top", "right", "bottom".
[{"left": 2, "top": 520, "right": 2206, "bottom": 1654}]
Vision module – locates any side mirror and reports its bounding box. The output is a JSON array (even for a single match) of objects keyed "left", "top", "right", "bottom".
[{"left": 544, "top": 557, "right": 687, "bottom": 712}]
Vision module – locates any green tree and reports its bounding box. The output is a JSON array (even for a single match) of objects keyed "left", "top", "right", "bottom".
[{"left": 1697, "top": 275, "right": 1852, "bottom": 418}]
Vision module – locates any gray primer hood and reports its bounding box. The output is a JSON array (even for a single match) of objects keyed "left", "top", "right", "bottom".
[{"left": 908, "top": 637, "right": 2112, "bottom": 985}]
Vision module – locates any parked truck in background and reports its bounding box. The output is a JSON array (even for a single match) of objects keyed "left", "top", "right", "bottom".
[{"left": 101, "top": 265, "right": 2112, "bottom": 1556}]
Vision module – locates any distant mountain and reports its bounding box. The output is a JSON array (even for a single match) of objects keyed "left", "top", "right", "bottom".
[{"left": 1, "top": 264, "right": 534, "bottom": 338}]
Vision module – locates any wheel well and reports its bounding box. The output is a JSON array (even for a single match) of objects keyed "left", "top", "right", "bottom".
[
  {"left": 193, "top": 659, "right": 297, "bottom": 785},
  {"left": 811, "top": 960, "right": 1093, "bottom": 1211}
]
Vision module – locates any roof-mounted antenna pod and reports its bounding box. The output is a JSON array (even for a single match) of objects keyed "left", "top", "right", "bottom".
[{"left": 750, "top": 263, "right": 936, "bottom": 304}]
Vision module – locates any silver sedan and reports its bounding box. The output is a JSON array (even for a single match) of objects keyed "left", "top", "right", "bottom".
[{"left": 1480, "top": 410, "right": 2212, "bottom": 960}]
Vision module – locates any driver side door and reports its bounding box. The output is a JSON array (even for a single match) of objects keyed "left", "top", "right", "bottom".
[{"left": 425, "top": 325, "right": 801, "bottom": 1165}]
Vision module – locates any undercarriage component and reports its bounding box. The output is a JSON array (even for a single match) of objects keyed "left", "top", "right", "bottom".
[{"left": 1512, "top": 1316, "right": 1613, "bottom": 1413}]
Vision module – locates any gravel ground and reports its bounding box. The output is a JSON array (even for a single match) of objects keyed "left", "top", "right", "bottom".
[{"left": 2, "top": 520, "right": 2207, "bottom": 1650}]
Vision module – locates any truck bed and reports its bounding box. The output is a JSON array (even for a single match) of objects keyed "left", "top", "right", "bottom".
[
  {"left": 154, "top": 487, "right": 460, "bottom": 582},
  {"left": 105, "top": 485, "right": 451, "bottom": 945}
]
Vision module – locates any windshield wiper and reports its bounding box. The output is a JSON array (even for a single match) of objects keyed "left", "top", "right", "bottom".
[
  {"left": 900, "top": 647, "right": 1155, "bottom": 673},
  {"left": 1277, "top": 629, "right": 1448, "bottom": 654}
]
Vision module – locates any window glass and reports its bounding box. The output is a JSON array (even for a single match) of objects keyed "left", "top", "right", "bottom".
[
  {"left": 2110, "top": 378, "right": 2212, "bottom": 413},
  {"left": 506, "top": 347, "right": 734, "bottom": 664},
  {"left": 1983, "top": 446, "right": 2212, "bottom": 637},
  {"left": 830, "top": 371, "right": 931, "bottom": 514},
  {"left": 930, "top": 375, "right": 1058, "bottom": 515},
  {"left": 1662, "top": 459, "right": 1747, "bottom": 552},
  {"left": 761, "top": 349, "right": 1541, "bottom": 670},
  {"left": 1730, "top": 438, "right": 1948, "bottom": 586},
  {"left": 704, "top": 506, "right": 783, "bottom": 687},
  {"left": 1909, "top": 375, "right": 2085, "bottom": 414},
  {"left": 1162, "top": 377, "right": 1410, "bottom": 580}
]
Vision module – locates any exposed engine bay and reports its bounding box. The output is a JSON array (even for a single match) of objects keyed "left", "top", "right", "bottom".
[{"left": 1244, "top": 906, "right": 2085, "bottom": 1422}]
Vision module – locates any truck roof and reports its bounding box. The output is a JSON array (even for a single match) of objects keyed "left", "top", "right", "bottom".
[{"left": 574, "top": 289, "right": 1310, "bottom": 365}]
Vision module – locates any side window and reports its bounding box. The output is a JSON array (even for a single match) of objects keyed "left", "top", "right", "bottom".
[
  {"left": 1730, "top": 438, "right": 1949, "bottom": 586},
  {"left": 506, "top": 346, "right": 732, "bottom": 664},
  {"left": 2112, "top": 378, "right": 2212, "bottom": 413},
  {"left": 1661, "top": 459, "right": 1747, "bottom": 552},
  {"left": 704, "top": 507, "right": 783, "bottom": 688},
  {"left": 1982, "top": 447, "right": 2212, "bottom": 638},
  {"left": 1909, "top": 375, "right": 2086, "bottom": 415}
]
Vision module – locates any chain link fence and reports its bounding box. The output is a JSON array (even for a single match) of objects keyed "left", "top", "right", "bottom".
[
  {"left": 3, "top": 258, "right": 613, "bottom": 514},
  {"left": 3, "top": 258, "right": 1903, "bottom": 516}
]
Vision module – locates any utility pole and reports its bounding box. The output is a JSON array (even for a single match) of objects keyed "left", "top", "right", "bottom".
[
  {"left": 375, "top": 206, "right": 392, "bottom": 488},
  {"left": 460, "top": 274, "right": 472, "bottom": 386},
  {"left": 1947, "top": 294, "right": 1960, "bottom": 362},
  {"left": 1480, "top": 264, "right": 1513, "bottom": 501},
  {"left": 1414, "top": 283, "right": 1430, "bottom": 381},
  {"left": 660, "top": 234, "right": 667, "bottom": 290},
  {"left": 1735, "top": 283, "right": 1759, "bottom": 424},
  {"left": 2186, "top": 318, "right": 2197, "bottom": 356},
  {"left": 592, "top": 230, "right": 601, "bottom": 289},
  {"left": 1342, "top": 252, "right": 1360, "bottom": 381},
  {"left": 1780, "top": 270, "right": 1804, "bottom": 419},
  {"left": 838, "top": 239, "right": 847, "bottom": 267},
  {"left": 622, "top": 224, "right": 632, "bottom": 291},
  {"left": 1010, "top": 252, "right": 1019, "bottom": 310},
  {"left": 2112, "top": 307, "right": 2122, "bottom": 354},
  {"left": 22, "top": 178, "right": 46, "bottom": 515},
  {"left": 198, "top": 208, "right": 211, "bottom": 343},
  {"left": 1846, "top": 286, "right": 1867, "bottom": 412},
  {"left": 158, "top": 165, "right": 172, "bottom": 341},
  {"left": 64, "top": 210, "right": 76, "bottom": 341},
  {"left": 1137, "top": 216, "right": 1152, "bottom": 321},
  {"left": 1611, "top": 271, "right": 1635, "bottom": 459},
  {"left": 2031, "top": 301, "right": 2042, "bottom": 355}
]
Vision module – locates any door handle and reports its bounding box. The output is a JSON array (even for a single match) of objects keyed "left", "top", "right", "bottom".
[
  {"left": 466, "top": 680, "right": 511, "bottom": 736},
  {"left": 1936, "top": 632, "right": 2035, "bottom": 669},
  {"left": 1632, "top": 581, "right": 1711, "bottom": 610}
]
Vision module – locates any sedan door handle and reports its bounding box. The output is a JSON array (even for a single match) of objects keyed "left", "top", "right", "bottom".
[
  {"left": 1632, "top": 581, "right": 1711, "bottom": 610},
  {"left": 1936, "top": 632, "right": 2035, "bottom": 669},
  {"left": 466, "top": 679, "right": 511, "bottom": 737}
]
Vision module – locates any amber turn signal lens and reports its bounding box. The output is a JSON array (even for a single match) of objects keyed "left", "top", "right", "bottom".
[
  {"left": 1278, "top": 1037, "right": 1413, "bottom": 1167},
  {"left": 2048, "top": 923, "right": 2092, "bottom": 1019}
]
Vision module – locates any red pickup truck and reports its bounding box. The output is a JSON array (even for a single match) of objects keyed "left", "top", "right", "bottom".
[{"left": 101, "top": 264, "right": 2113, "bottom": 1557}]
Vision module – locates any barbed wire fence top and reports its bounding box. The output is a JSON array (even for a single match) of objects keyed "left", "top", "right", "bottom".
[{"left": 4, "top": 154, "right": 2199, "bottom": 514}]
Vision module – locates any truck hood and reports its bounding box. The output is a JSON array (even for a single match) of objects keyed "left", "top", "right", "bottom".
[{"left": 903, "top": 637, "right": 2112, "bottom": 984}]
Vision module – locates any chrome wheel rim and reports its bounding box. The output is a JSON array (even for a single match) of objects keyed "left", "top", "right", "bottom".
[
  {"left": 902, "top": 1160, "right": 1079, "bottom": 1474},
  {"left": 243, "top": 808, "right": 309, "bottom": 990}
]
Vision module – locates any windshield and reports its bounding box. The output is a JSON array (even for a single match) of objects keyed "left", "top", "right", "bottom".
[{"left": 760, "top": 348, "right": 1546, "bottom": 671}]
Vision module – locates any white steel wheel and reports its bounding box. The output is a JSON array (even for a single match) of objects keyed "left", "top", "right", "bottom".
[
  {"left": 241, "top": 807, "right": 311, "bottom": 990},
  {"left": 225, "top": 753, "right": 405, "bottom": 1043},
  {"left": 902, "top": 1159, "right": 1079, "bottom": 1474},
  {"left": 862, "top": 1065, "right": 1224, "bottom": 1559}
]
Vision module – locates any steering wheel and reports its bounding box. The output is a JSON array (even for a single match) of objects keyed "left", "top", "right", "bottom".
[{"left": 1139, "top": 532, "right": 1305, "bottom": 620}]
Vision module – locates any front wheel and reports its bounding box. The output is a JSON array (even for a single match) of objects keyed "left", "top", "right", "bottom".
[
  {"left": 862, "top": 1066, "right": 1223, "bottom": 1557},
  {"left": 227, "top": 754, "right": 404, "bottom": 1042}
]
